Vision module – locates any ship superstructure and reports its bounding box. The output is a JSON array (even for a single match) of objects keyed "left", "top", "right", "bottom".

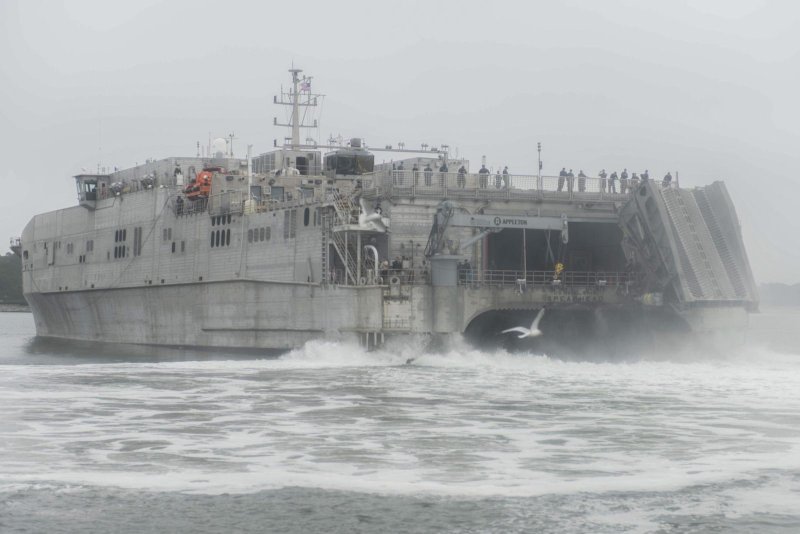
[{"left": 16, "top": 69, "right": 759, "bottom": 352}]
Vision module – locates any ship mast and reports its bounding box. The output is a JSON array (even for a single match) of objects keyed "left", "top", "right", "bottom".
[{"left": 274, "top": 68, "right": 321, "bottom": 148}]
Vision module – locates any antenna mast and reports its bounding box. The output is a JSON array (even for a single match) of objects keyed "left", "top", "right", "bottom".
[{"left": 274, "top": 68, "right": 322, "bottom": 148}]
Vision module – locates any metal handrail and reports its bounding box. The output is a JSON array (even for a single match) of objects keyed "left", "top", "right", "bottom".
[
  {"left": 170, "top": 190, "right": 323, "bottom": 217},
  {"left": 376, "top": 170, "right": 677, "bottom": 201},
  {"left": 456, "top": 269, "right": 639, "bottom": 287}
]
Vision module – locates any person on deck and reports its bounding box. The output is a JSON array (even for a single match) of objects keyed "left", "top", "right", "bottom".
[
  {"left": 609, "top": 171, "right": 618, "bottom": 193},
  {"left": 478, "top": 165, "right": 490, "bottom": 188},
  {"left": 424, "top": 163, "right": 433, "bottom": 186},
  {"left": 620, "top": 169, "right": 629, "bottom": 194},
  {"left": 558, "top": 167, "right": 567, "bottom": 192},
  {"left": 630, "top": 172, "right": 640, "bottom": 191}
]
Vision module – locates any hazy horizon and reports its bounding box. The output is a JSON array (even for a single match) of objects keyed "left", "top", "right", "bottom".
[{"left": 2, "top": 0, "right": 799, "bottom": 283}]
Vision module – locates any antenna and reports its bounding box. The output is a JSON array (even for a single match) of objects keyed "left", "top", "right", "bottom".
[
  {"left": 274, "top": 67, "right": 323, "bottom": 148},
  {"left": 227, "top": 132, "right": 237, "bottom": 158},
  {"left": 97, "top": 119, "right": 102, "bottom": 175}
]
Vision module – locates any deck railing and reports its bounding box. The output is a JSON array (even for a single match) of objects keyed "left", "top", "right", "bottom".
[
  {"left": 373, "top": 170, "right": 676, "bottom": 201},
  {"left": 171, "top": 190, "right": 323, "bottom": 217},
  {"left": 326, "top": 266, "right": 637, "bottom": 289},
  {"left": 457, "top": 269, "right": 639, "bottom": 288}
]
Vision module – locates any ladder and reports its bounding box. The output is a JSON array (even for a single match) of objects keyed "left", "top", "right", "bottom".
[
  {"left": 330, "top": 229, "right": 359, "bottom": 285},
  {"left": 331, "top": 189, "right": 359, "bottom": 226},
  {"left": 321, "top": 214, "right": 331, "bottom": 284}
]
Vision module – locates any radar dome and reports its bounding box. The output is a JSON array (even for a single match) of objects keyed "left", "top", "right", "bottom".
[{"left": 212, "top": 138, "right": 227, "bottom": 158}]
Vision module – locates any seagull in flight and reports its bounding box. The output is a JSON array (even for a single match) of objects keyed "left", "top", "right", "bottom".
[{"left": 502, "top": 308, "right": 546, "bottom": 338}]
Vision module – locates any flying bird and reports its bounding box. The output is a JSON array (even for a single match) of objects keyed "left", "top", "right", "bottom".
[{"left": 502, "top": 308, "right": 546, "bottom": 338}]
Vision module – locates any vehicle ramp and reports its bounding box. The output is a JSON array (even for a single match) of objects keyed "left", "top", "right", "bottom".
[{"left": 619, "top": 181, "right": 758, "bottom": 308}]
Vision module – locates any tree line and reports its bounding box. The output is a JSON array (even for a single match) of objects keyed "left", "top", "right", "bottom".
[{"left": 0, "top": 253, "right": 24, "bottom": 304}]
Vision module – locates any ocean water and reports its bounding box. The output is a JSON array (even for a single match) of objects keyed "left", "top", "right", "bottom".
[{"left": 1, "top": 309, "right": 800, "bottom": 533}]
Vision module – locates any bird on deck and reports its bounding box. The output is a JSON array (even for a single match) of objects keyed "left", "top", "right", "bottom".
[{"left": 358, "top": 198, "right": 387, "bottom": 232}]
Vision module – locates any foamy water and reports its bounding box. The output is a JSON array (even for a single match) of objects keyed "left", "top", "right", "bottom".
[{"left": 1, "top": 311, "right": 800, "bottom": 533}]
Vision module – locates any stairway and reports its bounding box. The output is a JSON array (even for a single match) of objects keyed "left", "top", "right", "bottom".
[
  {"left": 331, "top": 189, "right": 359, "bottom": 226},
  {"left": 321, "top": 214, "right": 331, "bottom": 284}
]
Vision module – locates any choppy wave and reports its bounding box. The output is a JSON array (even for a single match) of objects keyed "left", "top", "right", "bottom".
[{"left": 2, "top": 337, "right": 800, "bottom": 506}]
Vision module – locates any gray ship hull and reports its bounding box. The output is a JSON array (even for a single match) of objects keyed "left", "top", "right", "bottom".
[
  {"left": 19, "top": 157, "right": 758, "bottom": 353},
  {"left": 26, "top": 280, "right": 382, "bottom": 350}
]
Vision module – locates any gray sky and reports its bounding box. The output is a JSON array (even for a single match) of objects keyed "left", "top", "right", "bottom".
[{"left": 2, "top": 0, "right": 799, "bottom": 283}]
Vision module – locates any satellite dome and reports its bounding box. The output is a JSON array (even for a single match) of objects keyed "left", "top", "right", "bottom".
[{"left": 212, "top": 138, "right": 227, "bottom": 158}]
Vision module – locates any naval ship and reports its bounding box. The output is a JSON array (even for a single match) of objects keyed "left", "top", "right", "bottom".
[{"left": 15, "top": 68, "right": 759, "bottom": 353}]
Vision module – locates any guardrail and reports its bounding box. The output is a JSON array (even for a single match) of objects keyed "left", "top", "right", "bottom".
[
  {"left": 171, "top": 190, "right": 323, "bottom": 217},
  {"left": 457, "top": 269, "right": 639, "bottom": 287},
  {"left": 372, "top": 170, "right": 676, "bottom": 201},
  {"left": 326, "top": 267, "right": 429, "bottom": 287}
]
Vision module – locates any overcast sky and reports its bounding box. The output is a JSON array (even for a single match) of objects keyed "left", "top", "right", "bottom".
[{"left": 2, "top": 0, "right": 799, "bottom": 283}]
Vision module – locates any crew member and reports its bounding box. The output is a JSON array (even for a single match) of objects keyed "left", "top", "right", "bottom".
[
  {"left": 620, "top": 169, "right": 629, "bottom": 194},
  {"left": 630, "top": 172, "right": 640, "bottom": 191},
  {"left": 554, "top": 262, "right": 565, "bottom": 281},
  {"left": 558, "top": 167, "right": 567, "bottom": 191},
  {"left": 439, "top": 161, "right": 449, "bottom": 186},
  {"left": 478, "top": 165, "right": 490, "bottom": 188}
]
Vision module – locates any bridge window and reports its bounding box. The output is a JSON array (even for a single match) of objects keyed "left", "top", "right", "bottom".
[{"left": 133, "top": 227, "right": 143, "bottom": 256}]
